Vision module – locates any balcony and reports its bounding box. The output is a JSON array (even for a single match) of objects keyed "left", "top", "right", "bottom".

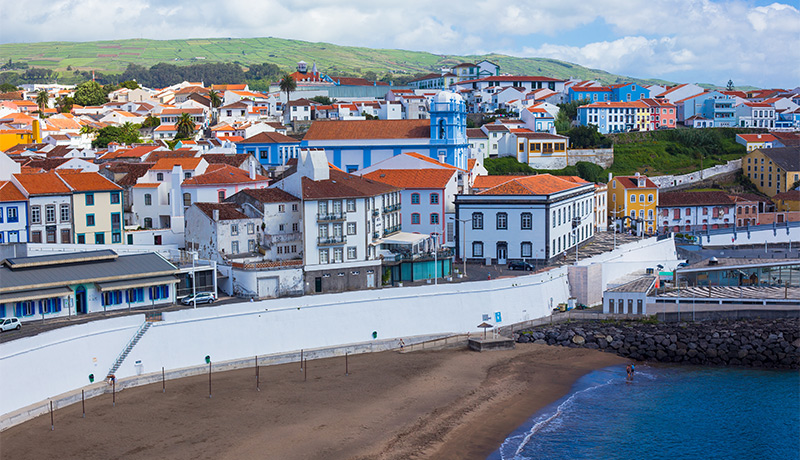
[
  {"left": 317, "top": 235, "right": 345, "bottom": 246},
  {"left": 383, "top": 225, "right": 402, "bottom": 236},
  {"left": 317, "top": 212, "right": 345, "bottom": 222},
  {"left": 372, "top": 209, "right": 380, "bottom": 217},
  {"left": 373, "top": 232, "right": 381, "bottom": 240},
  {"left": 383, "top": 203, "right": 401, "bottom": 213},
  {"left": 262, "top": 232, "right": 302, "bottom": 245}
]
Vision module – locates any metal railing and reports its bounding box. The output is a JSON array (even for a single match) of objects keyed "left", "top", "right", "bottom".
[
  {"left": 383, "top": 203, "right": 400, "bottom": 212},
  {"left": 317, "top": 235, "right": 346, "bottom": 246},
  {"left": 317, "top": 212, "right": 345, "bottom": 222}
]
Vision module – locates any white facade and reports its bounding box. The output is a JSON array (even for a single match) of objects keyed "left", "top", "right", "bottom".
[
  {"left": 658, "top": 203, "right": 735, "bottom": 233},
  {"left": 185, "top": 204, "right": 262, "bottom": 262},
  {"left": 594, "top": 184, "right": 608, "bottom": 231}
]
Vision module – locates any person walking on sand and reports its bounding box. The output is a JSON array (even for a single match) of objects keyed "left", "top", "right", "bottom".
[
  {"left": 399, "top": 338, "right": 405, "bottom": 349},
  {"left": 626, "top": 364, "right": 632, "bottom": 380}
]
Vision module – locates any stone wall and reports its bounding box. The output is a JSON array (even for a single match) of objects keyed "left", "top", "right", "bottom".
[
  {"left": 650, "top": 159, "right": 742, "bottom": 190},
  {"left": 515, "top": 318, "right": 799, "bottom": 369},
  {"left": 567, "top": 148, "right": 614, "bottom": 168}
]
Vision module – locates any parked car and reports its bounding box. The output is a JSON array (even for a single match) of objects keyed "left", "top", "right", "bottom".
[
  {"left": 0, "top": 317, "right": 21, "bottom": 332},
  {"left": 181, "top": 292, "right": 216, "bottom": 305},
  {"left": 508, "top": 261, "right": 534, "bottom": 271}
]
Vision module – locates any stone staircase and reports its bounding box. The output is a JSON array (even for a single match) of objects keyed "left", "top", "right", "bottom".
[{"left": 107, "top": 322, "right": 152, "bottom": 379}]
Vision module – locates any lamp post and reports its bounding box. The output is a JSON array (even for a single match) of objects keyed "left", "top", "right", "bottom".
[
  {"left": 449, "top": 216, "right": 469, "bottom": 277},
  {"left": 431, "top": 232, "right": 439, "bottom": 285}
]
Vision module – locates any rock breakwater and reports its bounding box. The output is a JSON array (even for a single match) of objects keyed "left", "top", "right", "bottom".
[{"left": 515, "top": 318, "right": 799, "bottom": 369}]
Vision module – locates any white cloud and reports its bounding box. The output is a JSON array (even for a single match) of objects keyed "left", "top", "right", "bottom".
[{"left": 0, "top": 0, "right": 797, "bottom": 87}]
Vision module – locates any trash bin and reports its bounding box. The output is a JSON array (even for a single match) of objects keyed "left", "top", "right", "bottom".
[{"left": 135, "top": 360, "right": 143, "bottom": 376}]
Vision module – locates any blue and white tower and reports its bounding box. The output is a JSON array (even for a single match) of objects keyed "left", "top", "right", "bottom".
[{"left": 430, "top": 91, "right": 469, "bottom": 170}]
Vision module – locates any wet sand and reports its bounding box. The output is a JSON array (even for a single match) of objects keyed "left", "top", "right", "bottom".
[{"left": 0, "top": 344, "right": 625, "bottom": 460}]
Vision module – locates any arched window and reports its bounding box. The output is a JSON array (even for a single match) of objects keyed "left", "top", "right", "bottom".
[
  {"left": 430, "top": 213, "right": 439, "bottom": 224},
  {"left": 411, "top": 213, "right": 420, "bottom": 224},
  {"left": 411, "top": 193, "right": 420, "bottom": 204},
  {"left": 430, "top": 193, "right": 439, "bottom": 205},
  {"left": 156, "top": 172, "right": 164, "bottom": 181}
]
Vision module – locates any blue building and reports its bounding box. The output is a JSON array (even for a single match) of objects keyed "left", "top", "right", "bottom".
[
  {"left": 677, "top": 91, "right": 736, "bottom": 127},
  {"left": 236, "top": 131, "right": 302, "bottom": 167},
  {"left": 0, "top": 180, "right": 28, "bottom": 243},
  {"left": 302, "top": 91, "right": 469, "bottom": 171},
  {"left": 609, "top": 83, "right": 650, "bottom": 102},
  {"left": 568, "top": 86, "right": 611, "bottom": 104}
]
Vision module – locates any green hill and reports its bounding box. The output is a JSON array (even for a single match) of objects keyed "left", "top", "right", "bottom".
[{"left": 0, "top": 36, "right": 674, "bottom": 86}]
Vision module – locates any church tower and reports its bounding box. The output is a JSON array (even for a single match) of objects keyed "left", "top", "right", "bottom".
[{"left": 429, "top": 91, "right": 468, "bottom": 169}]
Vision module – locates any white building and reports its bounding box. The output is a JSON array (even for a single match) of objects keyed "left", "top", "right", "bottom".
[
  {"left": 455, "top": 174, "right": 596, "bottom": 264},
  {"left": 271, "top": 149, "right": 401, "bottom": 294},
  {"left": 185, "top": 202, "right": 263, "bottom": 263},
  {"left": 11, "top": 171, "right": 73, "bottom": 244},
  {"left": 657, "top": 191, "right": 736, "bottom": 233},
  {"left": 225, "top": 188, "right": 303, "bottom": 262}
]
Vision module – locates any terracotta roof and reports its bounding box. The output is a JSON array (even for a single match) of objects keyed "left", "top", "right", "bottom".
[
  {"left": 182, "top": 164, "right": 268, "bottom": 186},
  {"left": 160, "top": 108, "right": 205, "bottom": 115},
  {"left": 483, "top": 125, "right": 509, "bottom": 132},
  {"left": 478, "top": 174, "right": 590, "bottom": 195},
  {"left": 301, "top": 169, "right": 399, "bottom": 200},
  {"left": 151, "top": 157, "right": 204, "bottom": 171},
  {"left": 773, "top": 190, "right": 800, "bottom": 201},
  {"left": 201, "top": 153, "right": 250, "bottom": 167},
  {"left": 13, "top": 171, "right": 71, "bottom": 195},
  {"left": 468, "top": 159, "right": 477, "bottom": 170},
  {"left": 194, "top": 202, "right": 248, "bottom": 221},
  {"left": 219, "top": 101, "right": 248, "bottom": 110},
  {"left": 614, "top": 176, "right": 658, "bottom": 189},
  {"left": 23, "top": 158, "right": 70, "bottom": 171},
  {"left": 304, "top": 120, "right": 430, "bottom": 140},
  {"left": 0, "top": 181, "right": 26, "bottom": 202},
  {"left": 456, "top": 76, "right": 565, "bottom": 85},
  {"left": 467, "top": 128, "right": 488, "bottom": 139},
  {"left": 659, "top": 191, "right": 735, "bottom": 207},
  {"left": 402, "top": 152, "right": 463, "bottom": 171},
  {"left": 362, "top": 168, "right": 456, "bottom": 190},
  {"left": 57, "top": 171, "right": 122, "bottom": 192},
  {"left": 560, "top": 176, "right": 590, "bottom": 184},
  {"left": 238, "top": 131, "right": 300, "bottom": 144},
  {"left": 106, "top": 162, "right": 155, "bottom": 187},
  {"left": 147, "top": 150, "right": 198, "bottom": 162},
  {"left": 515, "top": 132, "right": 567, "bottom": 140},
  {"left": 472, "top": 175, "right": 530, "bottom": 190},
  {"left": 238, "top": 188, "right": 300, "bottom": 203},
  {"left": 132, "top": 182, "right": 160, "bottom": 188},
  {"left": 737, "top": 134, "right": 777, "bottom": 143}
]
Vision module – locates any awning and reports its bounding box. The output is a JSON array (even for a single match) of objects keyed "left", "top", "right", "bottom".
[
  {"left": 95, "top": 275, "right": 179, "bottom": 292},
  {"left": 0, "top": 286, "right": 73, "bottom": 304},
  {"left": 380, "top": 232, "right": 429, "bottom": 246}
]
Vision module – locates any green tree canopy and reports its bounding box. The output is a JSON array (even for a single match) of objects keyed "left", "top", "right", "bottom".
[
  {"left": 175, "top": 113, "right": 196, "bottom": 140},
  {"left": 141, "top": 115, "right": 161, "bottom": 129},
  {"left": 484, "top": 157, "right": 535, "bottom": 175},
  {"left": 0, "top": 82, "right": 17, "bottom": 93},
  {"left": 279, "top": 73, "right": 296, "bottom": 116},
  {"left": 92, "top": 125, "right": 141, "bottom": 148},
  {"left": 56, "top": 96, "right": 74, "bottom": 113},
  {"left": 35, "top": 90, "right": 49, "bottom": 117},
  {"left": 120, "top": 80, "right": 140, "bottom": 90},
  {"left": 310, "top": 95, "right": 334, "bottom": 105},
  {"left": 567, "top": 125, "right": 610, "bottom": 149},
  {"left": 74, "top": 81, "right": 109, "bottom": 106}
]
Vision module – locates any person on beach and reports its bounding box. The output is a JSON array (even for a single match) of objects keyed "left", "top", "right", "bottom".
[
  {"left": 399, "top": 339, "right": 405, "bottom": 349},
  {"left": 626, "top": 364, "right": 632, "bottom": 380},
  {"left": 631, "top": 363, "right": 635, "bottom": 378}
]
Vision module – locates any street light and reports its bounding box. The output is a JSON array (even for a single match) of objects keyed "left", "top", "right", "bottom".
[{"left": 449, "top": 216, "right": 469, "bottom": 277}]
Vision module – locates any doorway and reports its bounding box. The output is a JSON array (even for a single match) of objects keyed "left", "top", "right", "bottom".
[
  {"left": 75, "top": 286, "right": 87, "bottom": 314},
  {"left": 497, "top": 242, "right": 507, "bottom": 265},
  {"left": 314, "top": 277, "right": 322, "bottom": 293}
]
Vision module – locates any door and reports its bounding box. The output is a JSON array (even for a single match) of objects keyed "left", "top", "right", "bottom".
[
  {"left": 61, "top": 229, "right": 71, "bottom": 244},
  {"left": 314, "top": 277, "right": 322, "bottom": 293},
  {"left": 75, "top": 286, "right": 87, "bottom": 314},
  {"left": 497, "top": 243, "right": 507, "bottom": 265},
  {"left": 257, "top": 277, "right": 279, "bottom": 298},
  {"left": 366, "top": 273, "right": 375, "bottom": 288}
]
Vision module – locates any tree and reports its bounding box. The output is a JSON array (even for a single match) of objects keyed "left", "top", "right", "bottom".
[
  {"left": 279, "top": 73, "right": 296, "bottom": 118},
  {"left": 56, "top": 96, "right": 74, "bottom": 113},
  {"left": 175, "top": 112, "right": 196, "bottom": 140},
  {"left": 91, "top": 125, "right": 141, "bottom": 148},
  {"left": 310, "top": 95, "right": 333, "bottom": 105},
  {"left": 567, "top": 125, "right": 610, "bottom": 149},
  {"left": 208, "top": 89, "right": 222, "bottom": 108},
  {"left": 363, "top": 70, "right": 378, "bottom": 82},
  {"left": 74, "top": 81, "right": 108, "bottom": 106},
  {"left": 727, "top": 79, "right": 734, "bottom": 91},
  {"left": 0, "top": 82, "right": 18, "bottom": 93},
  {"left": 141, "top": 115, "right": 161, "bottom": 129},
  {"left": 119, "top": 80, "right": 140, "bottom": 90},
  {"left": 35, "top": 90, "right": 49, "bottom": 117},
  {"left": 575, "top": 161, "right": 606, "bottom": 183}
]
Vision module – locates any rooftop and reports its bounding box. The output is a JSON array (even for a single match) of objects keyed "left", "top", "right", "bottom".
[
  {"left": 304, "top": 119, "right": 430, "bottom": 140},
  {"left": 363, "top": 168, "right": 457, "bottom": 190}
]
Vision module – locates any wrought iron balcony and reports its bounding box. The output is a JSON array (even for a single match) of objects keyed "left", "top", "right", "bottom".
[
  {"left": 317, "top": 212, "right": 345, "bottom": 222},
  {"left": 317, "top": 235, "right": 346, "bottom": 246}
]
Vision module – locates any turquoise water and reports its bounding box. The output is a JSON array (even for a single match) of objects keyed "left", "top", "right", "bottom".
[{"left": 490, "top": 365, "right": 800, "bottom": 460}]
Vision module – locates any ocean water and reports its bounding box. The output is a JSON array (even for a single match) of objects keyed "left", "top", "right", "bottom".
[{"left": 490, "top": 365, "right": 800, "bottom": 460}]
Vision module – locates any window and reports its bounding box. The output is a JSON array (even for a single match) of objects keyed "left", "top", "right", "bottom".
[
  {"left": 496, "top": 212, "right": 507, "bottom": 230},
  {"left": 521, "top": 212, "right": 532, "bottom": 230},
  {"left": 430, "top": 193, "right": 439, "bottom": 204},
  {"left": 430, "top": 213, "right": 439, "bottom": 224},
  {"left": 685, "top": 208, "right": 691, "bottom": 216},
  {"left": 150, "top": 285, "right": 170, "bottom": 301},
  {"left": 346, "top": 199, "right": 356, "bottom": 212},
  {"left": 639, "top": 194, "right": 645, "bottom": 202},
  {"left": 279, "top": 224, "right": 285, "bottom": 232},
  {"left": 333, "top": 247, "right": 343, "bottom": 263},
  {"left": 45, "top": 205, "right": 56, "bottom": 223},
  {"left": 86, "top": 214, "right": 95, "bottom": 226},
  {"left": 319, "top": 224, "right": 329, "bottom": 238},
  {"left": 183, "top": 193, "right": 192, "bottom": 208},
  {"left": 411, "top": 213, "right": 421, "bottom": 224},
  {"left": 630, "top": 194, "right": 636, "bottom": 203},
  {"left": 292, "top": 203, "right": 299, "bottom": 212},
  {"left": 144, "top": 217, "right": 152, "bottom": 229},
  {"left": 231, "top": 224, "right": 239, "bottom": 235},
  {"left": 292, "top": 222, "right": 299, "bottom": 232},
  {"left": 521, "top": 242, "right": 532, "bottom": 258},
  {"left": 472, "top": 241, "right": 484, "bottom": 257},
  {"left": 218, "top": 190, "right": 225, "bottom": 202},
  {"left": 6, "top": 206, "right": 17, "bottom": 223},
  {"left": 31, "top": 206, "right": 41, "bottom": 224},
  {"left": 144, "top": 194, "right": 152, "bottom": 206},
  {"left": 184, "top": 172, "right": 192, "bottom": 180},
  {"left": 231, "top": 241, "right": 239, "bottom": 253},
  {"left": 157, "top": 172, "right": 164, "bottom": 181},
  {"left": 648, "top": 194, "right": 654, "bottom": 202},
  {"left": 278, "top": 204, "right": 286, "bottom": 212},
  {"left": 85, "top": 194, "right": 94, "bottom": 206},
  {"left": 347, "top": 222, "right": 357, "bottom": 235},
  {"left": 247, "top": 223, "right": 255, "bottom": 234},
  {"left": 347, "top": 246, "right": 357, "bottom": 259},
  {"left": 248, "top": 239, "right": 256, "bottom": 252},
  {"left": 110, "top": 192, "right": 120, "bottom": 204},
  {"left": 127, "top": 288, "right": 144, "bottom": 303},
  {"left": 319, "top": 249, "right": 329, "bottom": 264},
  {"left": 472, "top": 212, "right": 483, "bottom": 229},
  {"left": 95, "top": 232, "right": 105, "bottom": 244},
  {"left": 411, "top": 193, "right": 420, "bottom": 204}
]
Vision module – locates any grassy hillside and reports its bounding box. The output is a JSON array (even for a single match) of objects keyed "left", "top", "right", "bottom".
[{"left": 0, "top": 36, "right": 674, "bottom": 86}]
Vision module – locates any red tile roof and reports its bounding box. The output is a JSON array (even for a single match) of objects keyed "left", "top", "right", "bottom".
[
  {"left": 151, "top": 157, "right": 204, "bottom": 171},
  {"left": 194, "top": 202, "right": 248, "bottom": 221},
  {"left": 304, "top": 120, "right": 430, "bottom": 140},
  {"left": 659, "top": 191, "right": 735, "bottom": 207},
  {"left": 0, "top": 181, "right": 26, "bottom": 202},
  {"left": 116, "top": 145, "right": 162, "bottom": 158},
  {"left": 478, "top": 174, "right": 589, "bottom": 195},
  {"left": 182, "top": 164, "right": 268, "bottom": 186},
  {"left": 737, "top": 134, "right": 777, "bottom": 143},
  {"left": 362, "top": 168, "right": 456, "bottom": 190},
  {"left": 301, "top": 169, "right": 399, "bottom": 199},
  {"left": 467, "top": 128, "right": 488, "bottom": 138},
  {"left": 238, "top": 131, "right": 300, "bottom": 144},
  {"left": 239, "top": 188, "right": 300, "bottom": 203},
  {"left": 614, "top": 176, "right": 658, "bottom": 189},
  {"left": 13, "top": 171, "right": 71, "bottom": 195},
  {"left": 472, "top": 175, "right": 530, "bottom": 191},
  {"left": 57, "top": 171, "right": 122, "bottom": 192}
]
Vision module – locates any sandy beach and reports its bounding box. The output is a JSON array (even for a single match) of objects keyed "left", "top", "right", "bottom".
[{"left": 0, "top": 344, "right": 625, "bottom": 460}]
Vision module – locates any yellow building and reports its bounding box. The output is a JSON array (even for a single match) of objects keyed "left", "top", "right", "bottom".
[
  {"left": 0, "top": 130, "right": 34, "bottom": 151},
  {"left": 608, "top": 174, "right": 659, "bottom": 234},
  {"left": 515, "top": 132, "right": 568, "bottom": 167},
  {"left": 773, "top": 190, "right": 800, "bottom": 212},
  {"left": 57, "top": 172, "right": 124, "bottom": 244},
  {"left": 742, "top": 146, "right": 800, "bottom": 197}
]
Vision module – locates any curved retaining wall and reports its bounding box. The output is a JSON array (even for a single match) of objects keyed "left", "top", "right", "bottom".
[{"left": 516, "top": 318, "right": 800, "bottom": 369}]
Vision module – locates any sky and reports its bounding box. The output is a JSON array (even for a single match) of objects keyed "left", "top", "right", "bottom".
[{"left": 1, "top": 0, "right": 798, "bottom": 88}]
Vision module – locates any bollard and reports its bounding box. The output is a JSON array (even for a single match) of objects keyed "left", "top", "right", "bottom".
[
  {"left": 256, "top": 355, "right": 260, "bottom": 392},
  {"left": 162, "top": 367, "right": 165, "bottom": 393},
  {"left": 112, "top": 378, "right": 116, "bottom": 407},
  {"left": 300, "top": 349, "right": 303, "bottom": 371},
  {"left": 50, "top": 401, "right": 54, "bottom": 431},
  {"left": 208, "top": 361, "right": 212, "bottom": 399},
  {"left": 81, "top": 390, "right": 85, "bottom": 418},
  {"left": 304, "top": 358, "right": 307, "bottom": 382},
  {"left": 345, "top": 352, "right": 349, "bottom": 376}
]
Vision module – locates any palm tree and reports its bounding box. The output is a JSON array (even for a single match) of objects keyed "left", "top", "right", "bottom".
[
  {"left": 208, "top": 89, "right": 222, "bottom": 126},
  {"left": 279, "top": 73, "right": 296, "bottom": 120},
  {"left": 175, "top": 112, "right": 196, "bottom": 140},
  {"left": 35, "top": 90, "right": 49, "bottom": 118}
]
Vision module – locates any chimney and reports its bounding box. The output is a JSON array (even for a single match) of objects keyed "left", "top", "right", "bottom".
[
  {"left": 213, "top": 209, "right": 219, "bottom": 221},
  {"left": 249, "top": 157, "right": 256, "bottom": 180}
]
